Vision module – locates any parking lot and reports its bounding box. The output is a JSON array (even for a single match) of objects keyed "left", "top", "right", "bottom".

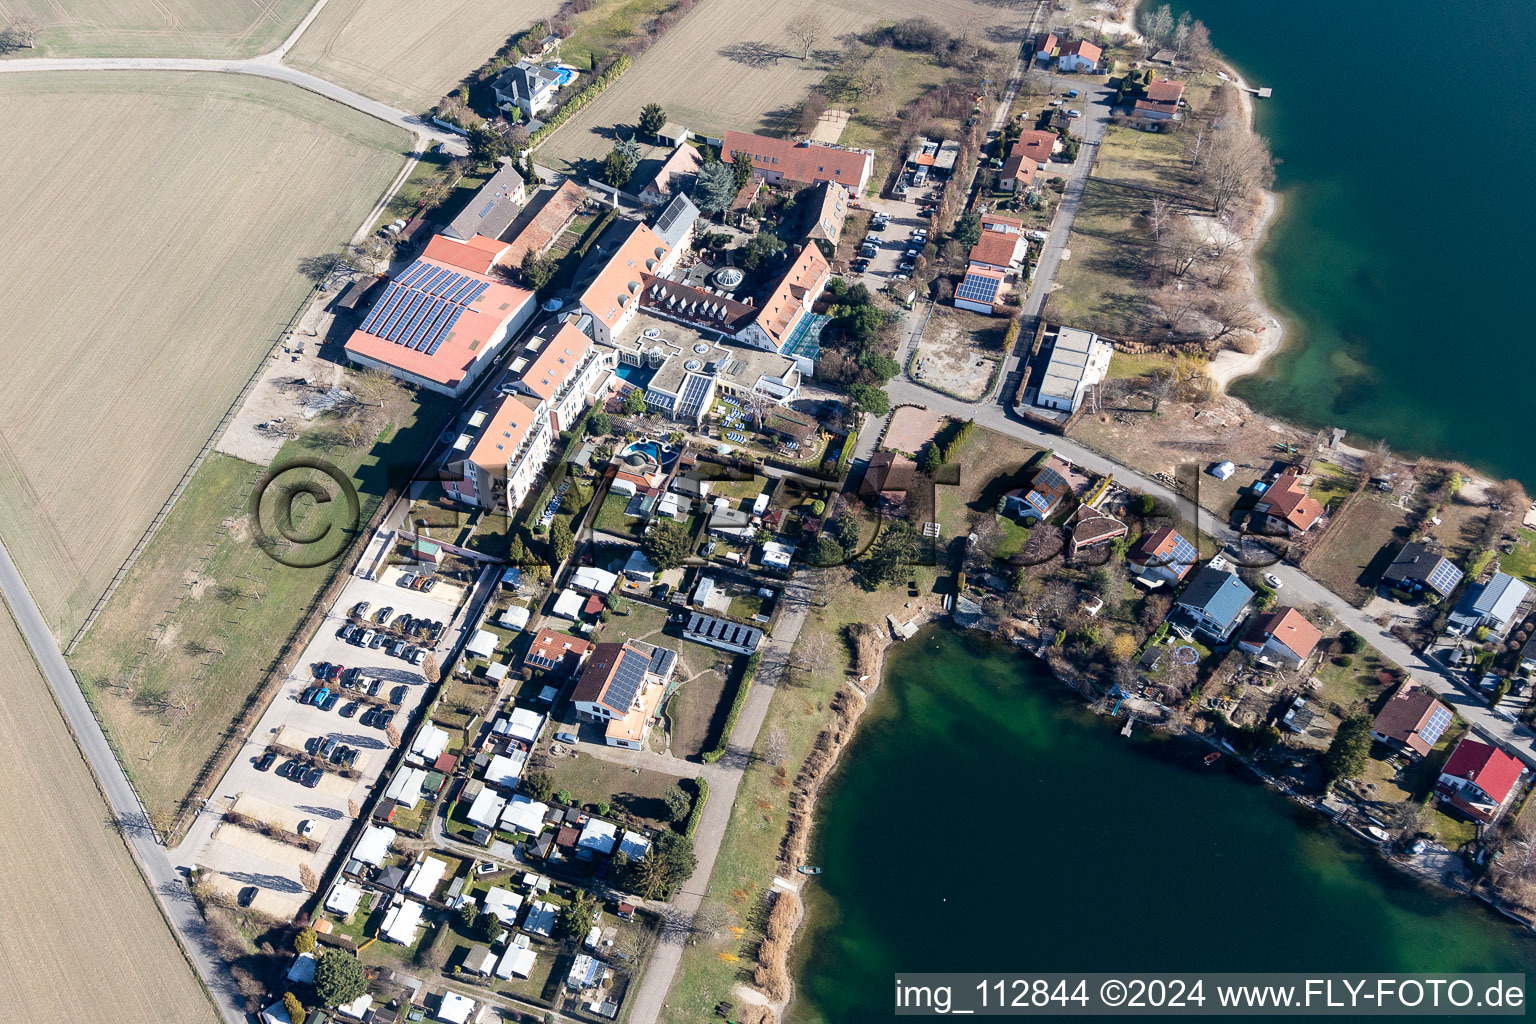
[
  {"left": 856, "top": 190, "right": 936, "bottom": 291},
  {"left": 181, "top": 565, "right": 475, "bottom": 915}
]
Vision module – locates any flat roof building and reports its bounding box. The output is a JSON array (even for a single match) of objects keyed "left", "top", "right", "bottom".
[{"left": 1031, "top": 325, "right": 1113, "bottom": 413}]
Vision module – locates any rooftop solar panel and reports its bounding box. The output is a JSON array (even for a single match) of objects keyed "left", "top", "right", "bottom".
[
  {"left": 381, "top": 289, "right": 427, "bottom": 340},
  {"left": 447, "top": 277, "right": 479, "bottom": 303},
  {"left": 359, "top": 257, "right": 499, "bottom": 356},
  {"left": 425, "top": 308, "right": 465, "bottom": 356},
  {"left": 416, "top": 265, "right": 451, "bottom": 293},
  {"left": 955, "top": 272, "right": 1002, "bottom": 304},
  {"left": 426, "top": 269, "right": 465, "bottom": 297},
  {"left": 401, "top": 297, "right": 444, "bottom": 350},
  {"left": 1421, "top": 706, "right": 1452, "bottom": 746},
  {"left": 395, "top": 260, "right": 432, "bottom": 287},
  {"left": 602, "top": 649, "right": 648, "bottom": 713},
  {"left": 361, "top": 283, "right": 409, "bottom": 335},
  {"left": 465, "top": 281, "right": 490, "bottom": 305}
]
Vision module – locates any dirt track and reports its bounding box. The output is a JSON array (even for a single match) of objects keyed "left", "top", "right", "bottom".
[{"left": 0, "top": 619, "right": 216, "bottom": 1022}]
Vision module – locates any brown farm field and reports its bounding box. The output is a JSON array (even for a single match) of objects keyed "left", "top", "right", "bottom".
[
  {"left": 0, "top": 0, "right": 312, "bottom": 57},
  {"left": 0, "top": 620, "right": 216, "bottom": 1023},
  {"left": 0, "top": 72, "right": 409, "bottom": 638},
  {"left": 535, "top": 0, "right": 1040, "bottom": 173},
  {"left": 283, "top": 0, "right": 566, "bottom": 111}
]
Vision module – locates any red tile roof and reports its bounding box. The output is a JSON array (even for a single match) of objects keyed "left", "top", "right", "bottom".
[
  {"left": 1260, "top": 470, "right": 1325, "bottom": 531},
  {"left": 423, "top": 233, "right": 510, "bottom": 275},
  {"left": 756, "top": 244, "right": 831, "bottom": 347},
  {"left": 466, "top": 392, "right": 542, "bottom": 473},
  {"left": 1013, "top": 130, "right": 1058, "bottom": 168},
  {"left": 1441, "top": 739, "right": 1523, "bottom": 806},
  {"left": 1001, "top": 152, "right": 1035, "bottom": 186},
  {"left": 1034, "top": 32, "right": 1058, "bottom": 55},
  {"left": 578, "top": 222, "right": 672, "bottom": 330},
  {"left": 981, "top": 213, "right": 1024, "bottom": 233},
  {"left": 1145, "top": 80, "right": 1186, "bottom": 103},
  {"left": 1242, "top": 606, "right": 1321, "bottom": 660},
  {"left": 519, "top": 321, "right": 593, "bottom": 402},
  {"left": 503, "top": 180, "right": 585, "bottom": 268},
  {"left": 722, "top": 131, "right": 873, "bottom": 192},
  {"left": 525, "top": 628, "right": 591, "bottom": 671},
  {"left": 1129, "top": 526, "right": 1195, "bottom": 580},
  {"left": 1059, "top": 39, "right": 1102, "bottom": 62},
  {"left": 968, "top": 231, "right": 1019, "bottom": 268}
]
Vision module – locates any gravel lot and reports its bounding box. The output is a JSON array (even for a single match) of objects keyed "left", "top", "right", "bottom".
[{"left": 185, "top": 566, "right": 475, "bottom": 909}]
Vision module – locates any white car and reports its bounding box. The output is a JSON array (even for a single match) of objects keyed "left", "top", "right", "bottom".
[
  {"left": 1263, "top": 573, "right": 1283, "bottom": 589},
  {"left": 1067, "top": 109, "right": 1082, "bottom": 119}
]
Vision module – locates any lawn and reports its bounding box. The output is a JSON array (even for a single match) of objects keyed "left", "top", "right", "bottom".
[
  {"left": 1309, "top": 458, "right": 1359, "bottom": 515},
  {"left": 592, "top": 493, "right": 645, "bottom": 539},
  {"left": 1300, "top": 494, "right": 1414, "bottom": 607},
  {"left": 1041, "top": 176, "right": 1151, "bottom": 339},
  {"left": 0, "top": 72, "right": 411, "bottom": 638},
  {"left": 70, "top": 384, "right": 449, "bottom": 824},
  {"left": 707, "top": 473, "right": 770, "bottom": 502},
  {"left": 556, "top": 0, "right": 679, "bottom": 71},
  {"left": 664, "top": 669, "right": 730, "bottom": 759},
  {"left": 931, "top": 426, "right": 1046, "bottom": 544},
  {"left": 1502, "top": 529, "right": 1536, "bottom": 587},
  {"left": 589, "top": 601, "right": 671, "bottom": 647},
  {"left": 1106, "top": 348, "right": 1176, "bottom": 381},
  {"left": 1311, "top": 644, "right": 1391, "bottom": 714},
  {"left": 542, "top": 755, "right": 680, "bottom": 829}
]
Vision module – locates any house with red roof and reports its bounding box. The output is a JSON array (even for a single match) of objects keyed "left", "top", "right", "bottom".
[
  {"left": 967, "top": 230, "right": 1024, "bottom": 273},
  {"left": 1057, "top": 39, "right": 1102, "bottom": 73},
  {"left": 344, "top": 254, "right": 536, "bottom": 397},
  {"left": 1127, "top": 526, "right": 1198, "bottom": 585},
  {"left": 576, "top": 221, "right": 676, "bottom": 345},
  {"left": 1033, "top": 33, "right": 1059, "bottom": 62},
  {"left": 1435, "top": 739, "right": 1525, "bottom": 823},
  {"left": 722, "top": 131, "right": 875, "bottom": 196},
  {"left": 999, "top": 130, "right": 1059, "bottom": 192},
  {"left": 1255, "top": 469, "right": 1326, "bottom": 535},
  {"left": 1237, "top": 606, "right": 1322, "bottom": 666},
  {"left": 524, "top": 629, "right": 592, "bottom": 673},
  {"left": 1134, "top": 79, "right": 1186, "bottom": 121}
]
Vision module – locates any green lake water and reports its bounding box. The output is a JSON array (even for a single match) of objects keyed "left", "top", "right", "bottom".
[
  {"left": 1167, "top": 0, "right": 1536, "bottom": 488},
  {"left": 793, "top": 627, "right": 1536, "bottom": 1021}
]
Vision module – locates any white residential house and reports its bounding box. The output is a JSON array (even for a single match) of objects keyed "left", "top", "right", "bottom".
[
  {"left": 493, "top": 60, "right": 563, "bottom": 117},
  {"left": 1056, "top": 39, "right": 1102, "bottom": 73}
]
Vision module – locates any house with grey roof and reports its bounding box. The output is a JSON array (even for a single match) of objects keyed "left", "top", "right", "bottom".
[
  {"left": 444, "top": 159, "right": 526, "bottom": 242},
  {"left": 1380, "top": 542, "right": 1463, "bottom": 598},
  {"left": 1172, "top": 565, "right": 1255, "bottom": 643},
  {"left": 493, "top": 60, "right": 564, "bottom": 117},
  {"left": 1449, "top": 571, "right": 1531, "bottom": 636}
]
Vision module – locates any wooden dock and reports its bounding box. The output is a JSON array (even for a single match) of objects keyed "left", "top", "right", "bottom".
[{"left": 1241, "top": 85, "right": 1273, "bottom": 99}]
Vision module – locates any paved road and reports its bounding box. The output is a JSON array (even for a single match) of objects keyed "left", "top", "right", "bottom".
[
  {"left": 0, "top": 55, "right": 466, "bottom": 154},
  {"left": 622, "top": 575, "right": 812, "bottom": 1024},
  {"left": 0, "top": 539, "right": 249, "bottom": 1024}
]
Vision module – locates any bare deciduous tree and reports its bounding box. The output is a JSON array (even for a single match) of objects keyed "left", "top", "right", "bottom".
[
  {"left": 762, "top": 727, "right": 788, "bottom": 766},
  {"left": 787, "top": 14, "right": 822, "bottom": 61},
  {"left": 1199, "top": 128, "right": 1274, "bottom": 219},
  {"left": 1203, "top": 295, "right": 1262, "bottom": 347}
]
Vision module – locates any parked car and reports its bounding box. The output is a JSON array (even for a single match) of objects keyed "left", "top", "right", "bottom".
[
  {"left": 279, "top": 759, "right": 303, "bottom": 779},
  {"left": 375, "top": 605, "right": 394, "bottom": 623},
  {"left": 360, "top": 629, "right": 377, "bottom": 647},
  {"left": 412, "top": 576, "right": 431, "bottom": 591},
  {"left": 312, "top": 662, "right": 332, "bottom": 680},
  {"left": 361, "top": 707, "right": 379, "bottom": 728},
  {"left": 336, "top": 624, "right": 353, "bottom": 640},
  {"left": 341, "top": 701, "right": 361, "bottom": 718},
  {"left": 898, "top": 259, "right": 915, "bottom": 271},
  {"left": 378, "top": 710, "right": 396, "bottom": 728},
  {"left": 411, "top": 649, "right": 427, "bottom": 666},
  {"left": 390, "top": 641, "right": 408, "bottom": 658},
  {"left": 367, "top": 678, "right": 383, "bottom": 697},
  {"left": 326, "top": 663, "right": 345, "bottom": 682},
  {"left": 403, "top": 645, "right": 421, "bottom": 662},
  {"left": 319, "top": 737, "right": 339, "bottom": 760},
  {"left": 851, "top": 259, "right": 869, "bottom": 274},
  {"left": 306, "top": 736, "right": 323, "bottom": 755},
  {"left": 342, "top": 748, "right": 359, "bottom": 769},
  {"left": 422, "top": 578, "right": 437, "bottom": 592},
  {"left": 397, "top": 573, "right": 417, "bottom": 588},
  {"left": 1262, "top": 573, "right": 1283, "bottom": 589},
  {"left": 1067, "top": 109, "right": 1082, "bottom": 119},
  {"left": 351, "top": 600, "right": 370, "bottom": 618},
  {"left": 237, "top": 886, "right": 258, "bottom": 908},
  {"left": 329, "top": 745, "right": 351, "bottom": 766},
  {"left": 310, "top": 686, "right": 331, "bottom": 706},
  {"left": 390, "top": 684, "right": 408, "bottom": 705},
  {"left": 318, "top": 692, "right": 340, "bottom": 712},
  {"left": 254, "top": 751, "right": 277, "bottom": 772},
  {"left": 300, "top": 685, "right": 319, "bottom": 704},
  {"left": 302, "top": 767, "right": 323, "bottom": 788},
  {"left": 369, "top": 632, "right": 387, "bottom": 649}
]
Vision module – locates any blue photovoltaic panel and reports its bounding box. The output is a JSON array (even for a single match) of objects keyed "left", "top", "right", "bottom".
[
  {"left": 956, "top": 272, "right": 1001, "bottom": 304},
  {"left": 602, "top": 649, "right": 649, "bottom": 713},
  {"left": 359, "top": 257, "right": 494, "bottom": 354},
  {"left": 1427, "top": 559, "right": 1463, "bottom": 594},
  {"left": 1421, "top": 705, "right": 1452, "bottom": 746}
]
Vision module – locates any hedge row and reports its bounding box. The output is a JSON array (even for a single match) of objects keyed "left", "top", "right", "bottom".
[
  {"left": 529, "top": 54, "right": 632, "bottom": 149},
  {"left": 938, "top": 418, "right": 975, "bottom": 465},
  {"left": 701, "top": 652, "right": 762, "bottom": 763},
  {"left": 683, "top": 776, "right": 709, "bottom": 839}
]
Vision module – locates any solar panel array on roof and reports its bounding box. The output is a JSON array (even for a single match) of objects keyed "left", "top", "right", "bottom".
[
  {"left": 676, "top": 373, "right": 713, "bottom": 417},
  {"left": 685, "top": 613, "right": 763, "bottom": 653},
  {"left": 1426, "top": 558, "right": 1463, "bottom": 595},
  {"left": 955, "top": 270, "right": 1002, "bottom": 305},
  {"left": 648, "top": 646, "right": 676, "bottom": 679},
  {"left": 1421, "top": 705, "right": 1452, "bottom": 747},
  {"left": 602, "top": 648, "right": 649, "bottom": 713},
  {"left": 1155, "top": 533, "right": 1199, "bottom": 573},
  {"left": 358, "top": 259, "right": 492, "bottom": 356}
]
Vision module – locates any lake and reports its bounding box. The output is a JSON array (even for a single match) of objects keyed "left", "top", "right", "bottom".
[
  {"left": 1162, "top": 0, "right": 1536, "bottom": 489},
  {"left": 792, "top": 627, "right": 1536, "bottom": 1022}
]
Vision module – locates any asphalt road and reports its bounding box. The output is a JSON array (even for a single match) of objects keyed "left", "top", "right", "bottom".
[{"left": 0, "top": 537, "right": 249, "bottom": 1024}]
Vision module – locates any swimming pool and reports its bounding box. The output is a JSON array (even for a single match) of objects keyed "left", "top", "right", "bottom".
[
  {"left": 614, "top": 362, "right": 655, "bottom": 387},
  {"left": 552, "top": 66, "right": 577, "bottom": 87},
  {"left": 620, "top": 439, "right": 679, "bottom": 470}
]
